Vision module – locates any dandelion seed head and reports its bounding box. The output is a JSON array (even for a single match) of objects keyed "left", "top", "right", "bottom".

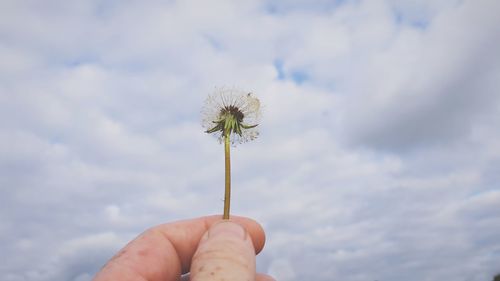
[{"left": 202, "top": 87, "right": 261, "bottom": 145}]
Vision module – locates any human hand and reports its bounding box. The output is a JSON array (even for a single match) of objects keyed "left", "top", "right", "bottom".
[{"left": 93, "top": 215, "right": 275, "bottom": 281}]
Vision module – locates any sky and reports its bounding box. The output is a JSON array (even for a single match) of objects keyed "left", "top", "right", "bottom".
[{"left": 1, "top": 0, "right": 500, "bottom": 280}]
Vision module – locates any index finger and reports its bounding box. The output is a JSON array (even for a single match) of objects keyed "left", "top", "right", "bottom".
[{"left": 93, "top": 215, "right": 266, "bottom": 281}]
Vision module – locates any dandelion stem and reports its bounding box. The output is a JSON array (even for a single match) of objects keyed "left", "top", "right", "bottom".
[{"left": 223, "top": 130, "right": 231, "bottom": 219}]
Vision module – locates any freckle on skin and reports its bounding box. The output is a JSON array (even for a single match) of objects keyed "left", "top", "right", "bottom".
[
  {"left": 138, "top": 249, "right": 148, "bottom": 257},
  {"left": 210, "top": 272, "right": 215, "bottom": 276},
  {"left": 198, "top": 266, "right": 204, "bottom": 272},
  {"left": 215, "top": 266, "right": 222, "bottom": 271}
]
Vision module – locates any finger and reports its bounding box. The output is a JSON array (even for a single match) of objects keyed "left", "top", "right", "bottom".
[
  {"left": 190, "top": 221, "right": 256, "bottom": 281},
  {"left": 93, "top": 215, "right": 265, "bottom": 281}
]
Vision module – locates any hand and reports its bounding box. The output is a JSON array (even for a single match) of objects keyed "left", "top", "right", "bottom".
[{"left": 93, "top": 215, "right": 275, "bottom": 281}]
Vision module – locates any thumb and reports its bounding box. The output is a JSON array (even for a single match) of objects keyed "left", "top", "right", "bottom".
[{"left": 190, "top": 221, "right": 256, "bottom": 281}]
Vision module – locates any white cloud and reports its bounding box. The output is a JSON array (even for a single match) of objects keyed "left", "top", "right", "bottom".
[
  {"left": 268, "top": 258, "right": 296, "bottom": 281},
  {"left": 338, "top": 0, "right": 500, "bottom": 151},
  {"left": 1, "top": 0, "right": 500, "bottom": 280}
]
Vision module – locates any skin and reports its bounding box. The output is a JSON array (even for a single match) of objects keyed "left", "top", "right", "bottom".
[{"left": 93, "top": 215, "right": 275, "bottom": 281}]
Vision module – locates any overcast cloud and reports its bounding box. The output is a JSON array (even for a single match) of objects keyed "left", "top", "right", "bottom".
[{"left": 1, "top": 0, "right": 500, "bottom": 280}]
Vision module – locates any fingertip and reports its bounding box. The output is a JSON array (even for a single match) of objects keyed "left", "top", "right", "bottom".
[
  {"left": 229, "top": 216, "right": 266, "bottom": 254},
  {"left": 208, "top": 221, "right": 247, "bottom": 240},
  {"left": 201, "top": 215, "right": 266, "bottom": 254}
]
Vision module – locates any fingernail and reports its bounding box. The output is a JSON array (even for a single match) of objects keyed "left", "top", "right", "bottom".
[{"left": 208, "top": 221, "right": 246, "bottom": 240}]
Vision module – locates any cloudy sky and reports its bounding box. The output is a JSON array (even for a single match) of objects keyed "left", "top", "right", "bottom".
[{"left": 1, "top": 0, "right": 500, "bottom": 280}]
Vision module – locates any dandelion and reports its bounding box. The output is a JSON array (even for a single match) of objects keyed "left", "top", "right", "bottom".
[{"left": 202, "top": 87, "right": 261, "bottom": 219}]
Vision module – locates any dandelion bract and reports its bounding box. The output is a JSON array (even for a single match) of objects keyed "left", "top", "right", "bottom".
[{"left": 202, "top": 88, "right": 261, "bottom": 145}]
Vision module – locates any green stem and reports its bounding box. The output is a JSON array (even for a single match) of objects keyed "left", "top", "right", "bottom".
[{"left": 223, "top": 130, "right": 231, "bottom": 219}]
